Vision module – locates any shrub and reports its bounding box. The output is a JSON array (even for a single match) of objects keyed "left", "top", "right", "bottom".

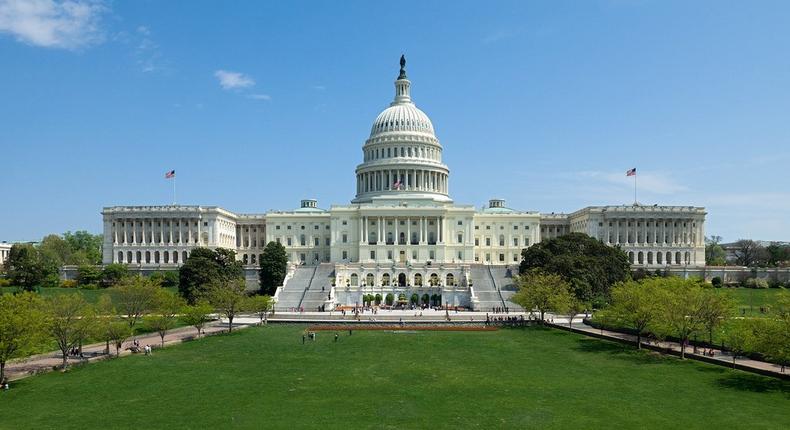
[
  {"left": 711, "top": 277, "right": 723, "bottom": 288},
  {"left": 0, "top": 278, "right": 11, "bottom": 288},
  {"left": 385, "top": 293, "right": 394, "bottom": 306},
  {"left": 41, "top": 273, "right": 61, "bottom": 289},
  {"left": 60, "top": 279, "right": 78, "bottom": 289},
  {"left": 374, "top": 293, "right": 382, "bottom": 305},
  {"left": 410, "top": 293, "right": 419, "bottom": 304},
  {"left": 150, "top": 270, "right": 179, "bottom": 289},
  {"left": 746, "top": 278, "right": 769, "bottom": 289}
]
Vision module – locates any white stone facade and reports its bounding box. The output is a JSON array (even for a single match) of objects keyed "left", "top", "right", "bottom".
[
  {"left": 0, "top": 242, "right": 11, "bottom": 268},
  {"left": 101, "top": 57, "right": 707, "bottom": 278}
]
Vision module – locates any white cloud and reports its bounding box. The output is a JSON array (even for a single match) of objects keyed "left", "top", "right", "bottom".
[
  {"left": 0, "top": 0, "right": 107, "bottom": 50},
  {"left": 312, "top": 85, "right": 326, "bottom": 91},
  {"left": 214, "top": 69, "right": 255, "bottom": 90},
  {"left": 247, "top": 93, "right": 271, "bottom": 101},
  {"left": 577, "top": 170, "right": 688, "bottom": 195}
]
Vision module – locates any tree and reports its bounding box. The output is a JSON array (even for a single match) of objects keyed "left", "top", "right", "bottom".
[
  {"left": 94, "top": 293, "right": 117, "bottom": 354},
  {"left": 510, "top": 271, "right": 573, "bottom": 324},
  {"left": 766, "top": 244, "right": 790, "bottom": 267},
  {"left": 149, "top": 270, "right": 179, "bottom": 289},
  {"left": 698, "top": 288, "right": 733, "bottom": 346},
  {"left": 655, "top": 278, "right": 706, "bottom": 359},
  {"left": 0, "top": 292, "right": 48, "bottom": 383},
  {"left": 259, "top": 241, "right": 288, "bottom": 296},
  {"left": 147, "top": 290, "right": 185, "bottom": 347},
  {"left": 76, "top": 265, "right": 102, "bottom": 287},
  {"left": 113, "top": 276, "right": 160, "bottom": 329},
  {"left": 181, "top": 301, "right": 214, "bottom": 337},
  {"left": 609, "top": 279, "right": 662, "bottom": 349},
  {"left": 519, "top": 233, "right": 631, "bottom": 302},
  {"left": 63, "top": 231, "right": 103, "bottom": 265},
  {"left": 208, "top": 279, "right": 247, "bottom": 332},
  {"left": 106, "top": 322, "right": 131, "bottom": 357},
  {"left": 705, "top": 236, "right": 727, "bottom": 266},
  {"left": 732, "top": 239, "right": 768, "bottom": 267},
  {"left": 47, "top": 294, "right": 93, "bottom": 370},
  {"left": 5, "top": 243, "right": 48, "bottom": 291},
  {"left": 566, "top": 297, "right": 587, "bottom": 330},
  {"left": 721, "top": 319, "right": 755, "bottom": 368},
  {"left": 101, "top": 263, "right": 129, "bottom": 288},
  {"left": 246, "top": 295, "right": 273, "bottom": 325},
  {"left": 179, "top": 248, "right": 244, "bottom": 303}
]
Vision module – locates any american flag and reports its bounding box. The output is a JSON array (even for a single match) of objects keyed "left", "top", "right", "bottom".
[
  {"left": 165, "top": 170, "right": 176, "bottom": 179},
  {"left": 392, "top": 180, "right": 401, "bottom": 190},
  {"left": 626, "top": 168, "right": 636, "bottom": 177}
]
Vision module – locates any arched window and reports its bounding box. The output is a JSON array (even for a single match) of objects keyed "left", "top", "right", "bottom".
[
  {"left": 118, "top": 251, "right": 123, "bottom": 263},
  {"left": 446, "top": 273, "right": 455, "bottom": 286},
  {"left": 387, "top": 232, "right": 394, "bottom": 245},
  {"left": 628, "top": 252, "right": 635, "bottom": 264},
  {"left": 243, "top": 254, "right": 248, "bottom": 265},
  {"left": 251, "top": 254, "right": 257, "bottom": 264},
  {"left": 414, "top": 273, "right": 423, "bottom": 286},
  {"left": 145, "top": 251, "right": 151, "bottom": 264},
  {"left": 366, "top": 273, "right": 374, "bottom": 286},
  {"left": 127, "top": 251, "right": 133, "bottom": 264},
  {"left": 637, "top": 251, "right": 644, "bottom": 265},
  {"left": 154, "top": 251, "right": 160, "bottom": 264},
  {"left": 163, "top": 252, "right": 169, "bottom": 264},
  {"left": 398, "top": 273, "right": 406, "bottom": 286},
  {"left": 350, "top": 273, "right": 358, "bottom": 286},
  {"left": 182, "top": 251, "right": 188, "bottom": 262},
  {"left": 675, "top": 252, "right": 682, "bottom": 265},
  {"left": 647, "top": 252, "right": 653, "bottom": 265},
  {"left": 429, "top": 273, "right": 439, "bottom": 286},
  {"left": 381, "top": 273, "right": 390, "bottom": 286},
  {"left": 666, "top": 252, "right": 672, "bottom": 265}
]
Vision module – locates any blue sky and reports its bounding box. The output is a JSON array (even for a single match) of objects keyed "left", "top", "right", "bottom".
[{"left": 1, "top": 0, "right": 789, "bottom": 243}]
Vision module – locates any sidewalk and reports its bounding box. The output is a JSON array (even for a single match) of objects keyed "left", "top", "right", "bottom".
[
  {"left": 550, "top": 318, "right": 789, "bottom": 379},
  {"left": 5, "top": 319, "right": 253, "bottom": 382}
]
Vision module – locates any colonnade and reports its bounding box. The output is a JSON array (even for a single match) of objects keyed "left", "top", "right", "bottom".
[
  {"left": 112, "top": 218, "right": 201, "bottom": 246},
  {"left": 358, "top": 216, "right": 445, "bottom": 245},
  {"left": 356, "top": 169, "right": 448, "bottom": 195},
  {"left": 603, "top": 217, "right": 702, "bottom": 247}
]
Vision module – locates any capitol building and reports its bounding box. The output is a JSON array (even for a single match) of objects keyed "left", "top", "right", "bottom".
[{"left": 101, "top": 57, "right": 706, "bottom": 310}]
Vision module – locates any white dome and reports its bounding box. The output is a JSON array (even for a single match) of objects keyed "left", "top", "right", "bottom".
[{"left": 369, "top": 103, "right": 435, "bottom": 137}]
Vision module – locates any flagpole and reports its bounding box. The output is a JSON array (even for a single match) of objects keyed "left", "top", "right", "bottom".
[
  {"left": 634, "top": 174, "right": 637, "bottom": 205},
  {"left": 173, "top": 176, "right": 176, "bottom": 205}
]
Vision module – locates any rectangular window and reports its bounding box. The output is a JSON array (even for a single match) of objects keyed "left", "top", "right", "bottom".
[
  {"left": 485, "top": 237, "right": 491, "bottom": 246},
  {"left": 314, "top": 238, "right": 319, "bottom": 246},
  {"left": 457, "top": 220, "right": 462, "bottom": 225},
  {"left": 429, "top": 250, "right": 435, "bottom": 260},
  {"left": 370, "top": 251, "right": 376, "bottom": 260},
  {"left": 513, "top": 254, "right": 519, "bottom": 262},
  {"left": 325, "top": 238, "right": 330, "bottom": 246},
  {"left": 485, "top": 253, "right": 491, "bottom": 262},
  {"left": 342, "top": 250, "right": 348, "bottom": 260},
  {"left": 342, "top": 234, "right": 347, "bottom": 243},
  {"left": 287, "top": 238, "right": 292, "bottom": 246},
  {"left": 499, "top": 253, "right": 505, "bottom": 262},
  {"left": 457, "top": 234, "right": 463, "bottom": 244},
  {"left": 475, "top": 254, "right": 479, "bottom": 262},
  {"left": 387, "top": 251, "right": 393, "bottom": 260},
  {"left": 342, "top": 220, "right": 347, "bottom": 225},
  {"left": 513, "top": 238, "right": 519, "bottom": 246},
  {"left": 475, "top": 238, "right": 479, "bottom": 246},
  {"left": 458, "top": 251, "right": 462, "bottom": 260}
]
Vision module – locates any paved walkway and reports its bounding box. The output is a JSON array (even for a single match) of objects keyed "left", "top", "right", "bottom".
[{"left": 4, "top": 319, "right": 254, "bottom": 382}]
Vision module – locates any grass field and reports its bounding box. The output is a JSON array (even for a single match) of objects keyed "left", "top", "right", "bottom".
[
  {"left": 713, "top": 287, "right": 787, "bottom": 317},
  {"left": 1, "top": 325, "right": 789, "bottom": 429}
]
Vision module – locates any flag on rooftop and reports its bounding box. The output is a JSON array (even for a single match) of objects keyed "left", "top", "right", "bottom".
[
  {"left": 165, "top": 170, "right": 175, "bottom": 179},
  {"left": 626, "top": 168, "right": 636, "bottom": 176}
]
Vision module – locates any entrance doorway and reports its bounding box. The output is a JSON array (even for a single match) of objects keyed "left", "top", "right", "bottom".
[
  {"left": 398, "top": 273, "right": 407, "bottom": 286},
  {"left": 399, "top": 250, "right": 406, "bottom": 263}
]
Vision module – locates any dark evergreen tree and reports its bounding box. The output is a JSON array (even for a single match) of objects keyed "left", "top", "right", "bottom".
[
  {"left": 259, "top": 241, "right": 288, "bottom": 296},
  {"left": 178, "top": 247, "right": 243, "bottom": 303}
]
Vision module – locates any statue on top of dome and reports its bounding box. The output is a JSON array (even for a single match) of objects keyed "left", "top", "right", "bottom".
[{"left": 398, "top": 54, "right": 407, "bottom": 80}]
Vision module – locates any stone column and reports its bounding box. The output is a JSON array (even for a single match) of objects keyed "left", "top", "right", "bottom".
[{"left": 407, "top": 217, "right": 411, "bottom": 245}]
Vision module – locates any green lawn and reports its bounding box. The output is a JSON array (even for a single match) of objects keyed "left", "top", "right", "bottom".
[
  {"left": 714, "top": 287, "right": 786, "bottom": 317},
  {"left": 1, "top": 325, "right": 789, "bottom": 429}
]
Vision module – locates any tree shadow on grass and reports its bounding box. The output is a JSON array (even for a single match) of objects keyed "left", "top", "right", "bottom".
[
  {"left": 715, "top": 372, "right": 790, "bottom": 397},
  {"left": 573, "top": 337, "right": 672, "bottom": 366}
]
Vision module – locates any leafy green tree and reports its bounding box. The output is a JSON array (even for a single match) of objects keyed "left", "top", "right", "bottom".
[
  {"left": 655, "top": 278, "right": 707, "bottom": 359},
  {"left": 0, "top": 292, "right": 48, "bottom": 383},
  {"left": 609, "top": 279, "right": 662, "bottom": 349},
  {"left": 732, "top": 239, "right": 768, "bottom": 267},
  {"left": 94, "top": 294, "right": 117, "bottom": 354},
  {"left": 566, "top": 297, "right": 587, "bottom": 329},
  {"left": 208, "top": 279, "right": 248, "bottom": 332},
  {"left": 5, "top": 243, "right": 49, "bottom": 291},
  {"left": 63, "top": 231, "right": 103, "bottom": 265},
  {"left": 101, "top": 263, "right": 129, "bottom": 288},
  {"left": 147, "top": 289, "right": 186, "bottom": 347},
  {"left": 721, "top": 319, "right": 756, "bottom": 368},
  {"left": 259, "top": 241, "right": 288, "bottom": 296},
  {"left": 39, "top": 234, "right": 74, "bottom": 268},
  {"left": 246, "top": 295, "right": 273, "bottom": 325},
  {"left": 519, "top": 233, "right": 631, "bottom": 302},
  {"left": 766, "top": 244, "right": 790, "bottom": 267},
  {"left": 699, "top": 289, "right": 733, "bottom": 345},
  {"left": 181, "top": 301, "right": 214, "bottom": 337},
  {"left": 113, "top": 276, "right": 160, "bottom": 329},
  {"left": 76, "top": 265, "right": 102, "bottom": 287},
  {"left": 179, "top": 248, "right": 243, "bottom": 303},
  {"left": 149, "top": 270, "right": 179, "bottom": 289},
  {"left": 106, "top": 321, "right": 131, "bottom": 357},
  {"left": 47, "top": 294, "right": 93, "bottom": 370},
  {"left": 510, "top": 271, "right": 573, "bottom": 324},
  {"left": 705, "top": 236, "right": 727, "bottom": 266}
]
